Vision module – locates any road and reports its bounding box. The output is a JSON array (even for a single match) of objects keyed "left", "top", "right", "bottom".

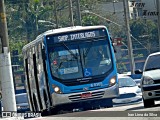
[{"left": 32, "top": 101, "right": 160, "bottom": 120}]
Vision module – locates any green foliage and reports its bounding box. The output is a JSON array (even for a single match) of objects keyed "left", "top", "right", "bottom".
[
  {"left": 82, "top": 15, "right": 100, "bottom": 25},
  {"left": 5, "top": 0, "right": 158, "bottom": 61},
  {"left": 9, "top": 40, "right": 28, "bottom": 55},
  {"left": 130, "top": 19, "right": 157, "bottom": 38},
  {"left": 130, "top": 18, "right": 158, "bottom": 54},
  {"left": 33, "top": 0, "right": 40, "bottom": 3},
  {"left": 130, "top": 19, "right": 146, "bottom": 37},
  {"left": 117, "top": 62, "right": 128, "bottom": 73}
]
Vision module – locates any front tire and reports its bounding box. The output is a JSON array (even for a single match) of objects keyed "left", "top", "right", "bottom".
[
  {"left": 143, "top": 98, "right": 154, "bottom": 108},
  {"left": 42, "top": 92, "right": 51, "bottom": 116}
]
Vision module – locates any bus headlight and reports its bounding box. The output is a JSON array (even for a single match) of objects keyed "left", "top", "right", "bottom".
[
  {"left": 52, "top": 85, "right": 62, "bottom": 94},
  {"left": 109, "top": 76, "right": 116, "bottom": 86}
]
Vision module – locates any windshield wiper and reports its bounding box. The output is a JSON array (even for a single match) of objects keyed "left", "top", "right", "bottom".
[
  {"left": 83, "top": 40, "right": 94, "bottom": 58},
  {"left": 58, "top": 42, "right": 78, "bottom": 69},
  {"left": 145, "top": 67, "right": 160, "bottom": 71},
  {"left": 62, "top": 42, "right": 78, "bottom": 60},
  {"left": 58, "top": 58, "right": 76, "bottom": 69}
]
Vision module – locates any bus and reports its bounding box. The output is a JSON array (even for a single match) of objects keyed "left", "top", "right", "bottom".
[{"left": 22, "top": 25, "right": 119, "bottom": 114}]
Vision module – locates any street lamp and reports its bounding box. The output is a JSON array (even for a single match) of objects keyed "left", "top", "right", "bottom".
[
  {"left": 38, "top": 20, "right": 57, "bottom": 27},
  {"left": 38, "top": 20, "right": 61, "bottom": 30},
  {"left": 113, "top": 0, "right": 119, "bottom": 14},
  {"left": 81, "top": 10, "right": 122, "bottom": 27}
]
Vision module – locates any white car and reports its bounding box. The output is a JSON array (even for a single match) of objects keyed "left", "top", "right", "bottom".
[
  {"left": 113, "top": 74, "right": 142, "bottom": 105},
  {"left": 141, "top": 52, "right": 160, "bottom": 108}
]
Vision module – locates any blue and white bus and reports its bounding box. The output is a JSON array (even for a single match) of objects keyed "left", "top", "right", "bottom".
[{"left": 22, "top": 25, "right": 119, "bottom": 114}]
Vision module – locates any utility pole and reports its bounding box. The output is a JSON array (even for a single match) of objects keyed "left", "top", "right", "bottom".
[
  {"left": 156, "top": 0, "right": 160, "bottom": 51},
  {"left": 54, "top": 0, "right": 59, "bottom": 28},
  {"left": 76, "top": 0, "right": 82, "bottom": 26},
  {"left": 0, "top": 0, "right": 17, "bottom": 111},
  {"left": 69, "top": 0, "right": 74, "bottom": 26},
  {"left": 123, "top": 0, "right": 135, "bottom": 74}
]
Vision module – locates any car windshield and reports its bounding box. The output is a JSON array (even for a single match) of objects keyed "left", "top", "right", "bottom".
[
  {"left": 48, "top": 40, "right": 113, "bottom": 80},
  {"left": 145, "top": 54, "right": 160, "bottom": 71},
  {"left": 119, "top": 77, "right": 136, "bottom": 87}
]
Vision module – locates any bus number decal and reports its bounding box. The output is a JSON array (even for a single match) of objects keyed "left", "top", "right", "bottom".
[{"left": 91, "top": 82, "right": 103, "bottom": 87}]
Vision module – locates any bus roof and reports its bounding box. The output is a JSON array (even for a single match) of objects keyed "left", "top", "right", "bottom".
[
  {"left": 148, "top": 52, "right": 160, "bottom": 57},
  {"left": 39, "top": 25, "right": 106, "bottom": 36},
  {"left": 22, "top": 25, "right": 107, "bottom": 52}
]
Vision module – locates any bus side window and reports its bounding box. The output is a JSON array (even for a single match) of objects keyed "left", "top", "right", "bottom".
[{"left": 42, "top": 48, "right": 46, "bottom": 60}]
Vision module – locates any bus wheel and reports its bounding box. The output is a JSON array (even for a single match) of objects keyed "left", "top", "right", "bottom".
[
  {"left": 42, "top": 100, "right": 50, "bottom": 116},
  {"left": 106, "top": 98, "right": 113, "bottom": 108},
  {"left": 43, "top": 92, "right": 51, "bottom": 116}
]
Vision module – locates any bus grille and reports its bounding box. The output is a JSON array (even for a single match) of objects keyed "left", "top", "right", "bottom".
[{"left": 68, "top": 91, "right": 105, "bottom": 102}]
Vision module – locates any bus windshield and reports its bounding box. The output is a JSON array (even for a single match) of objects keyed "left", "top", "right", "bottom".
[{"left": 48, "top": 39, "right": 113, "bottom": 80}]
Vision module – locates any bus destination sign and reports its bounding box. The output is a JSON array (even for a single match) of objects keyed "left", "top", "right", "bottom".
[
  {"left": 47, "top": 29, "right": 106, "bottom": 43},
  {"left": 57, "top": 31, "right": 96, "bottom": 42}
]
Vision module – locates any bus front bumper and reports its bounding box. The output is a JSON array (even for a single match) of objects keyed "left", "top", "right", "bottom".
[{"left": 51, "top": 84, "right": 119, "bottom": 106}]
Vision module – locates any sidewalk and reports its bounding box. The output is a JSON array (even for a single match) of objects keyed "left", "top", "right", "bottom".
[
  {"left": 0, "top": 117, "right": 24, "bottom": 120},
  {"left": 0, "top": 114, "right": 44, "bottom": 119}
]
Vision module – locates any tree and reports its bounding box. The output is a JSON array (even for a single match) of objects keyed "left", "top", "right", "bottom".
[
  {"left": 130, "top": 19, "right": 158, "bottom": 55},
  {"left": 5, "top": 0, "right": 123, "bottom": 56}
]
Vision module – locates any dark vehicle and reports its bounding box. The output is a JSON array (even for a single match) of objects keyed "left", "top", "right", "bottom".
[
  {"left": 16, "top": 93, "right": 30, "bottom": 112},
  {"left": 128, "top": 70, "right": 143, "bottom": 87},
  {"left": 134, "top": 79, "right": 141, "bottom": 87}
]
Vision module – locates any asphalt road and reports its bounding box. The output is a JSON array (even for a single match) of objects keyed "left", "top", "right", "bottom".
[
  {"left": 2, "top": 100, "right": 160, "bottom": 120},
  {"left": 33, "top": 100, "right": 160, "bottom": 120}
]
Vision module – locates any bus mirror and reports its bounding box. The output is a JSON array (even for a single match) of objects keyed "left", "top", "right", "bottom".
[
  {"left": 110, "top": 37, "right": 116, "bottom": 53},
  {"left": 112, "top": 43, "right": 117, "bottom": 53},
  {"left": 42, "top": 49, "right": 46, "bottom": 60}
]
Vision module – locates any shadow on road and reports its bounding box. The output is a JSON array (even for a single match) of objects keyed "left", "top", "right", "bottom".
[
  {"left": 126, "top": 106, "right": 144, "bottom": 110},
  {"left": 126, "top": 103, "right": 160, "bottom": 111}
]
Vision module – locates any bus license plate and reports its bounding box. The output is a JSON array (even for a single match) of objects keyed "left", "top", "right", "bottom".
[{"left": 81, "top": 93, "right": 92, "bottom": 98}]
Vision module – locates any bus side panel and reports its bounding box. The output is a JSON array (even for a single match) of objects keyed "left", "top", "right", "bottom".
[
  {"left": 41, "top": 39, "right": 53, "bottom": 107},
  {"left": 106, "top": 28, "right": 118, "bottom": 77},
  {"left": 24, "top": 49, "right": 37, "bottom": 111},
  {"left": 24, "top": 57, "right": 34, "bottom": 111},
  {"left": 37, "top": 42, "right": 52, "bottom": 111},
  {"left": 33, "top": 51, "right": 43, "bottom": 110}
]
